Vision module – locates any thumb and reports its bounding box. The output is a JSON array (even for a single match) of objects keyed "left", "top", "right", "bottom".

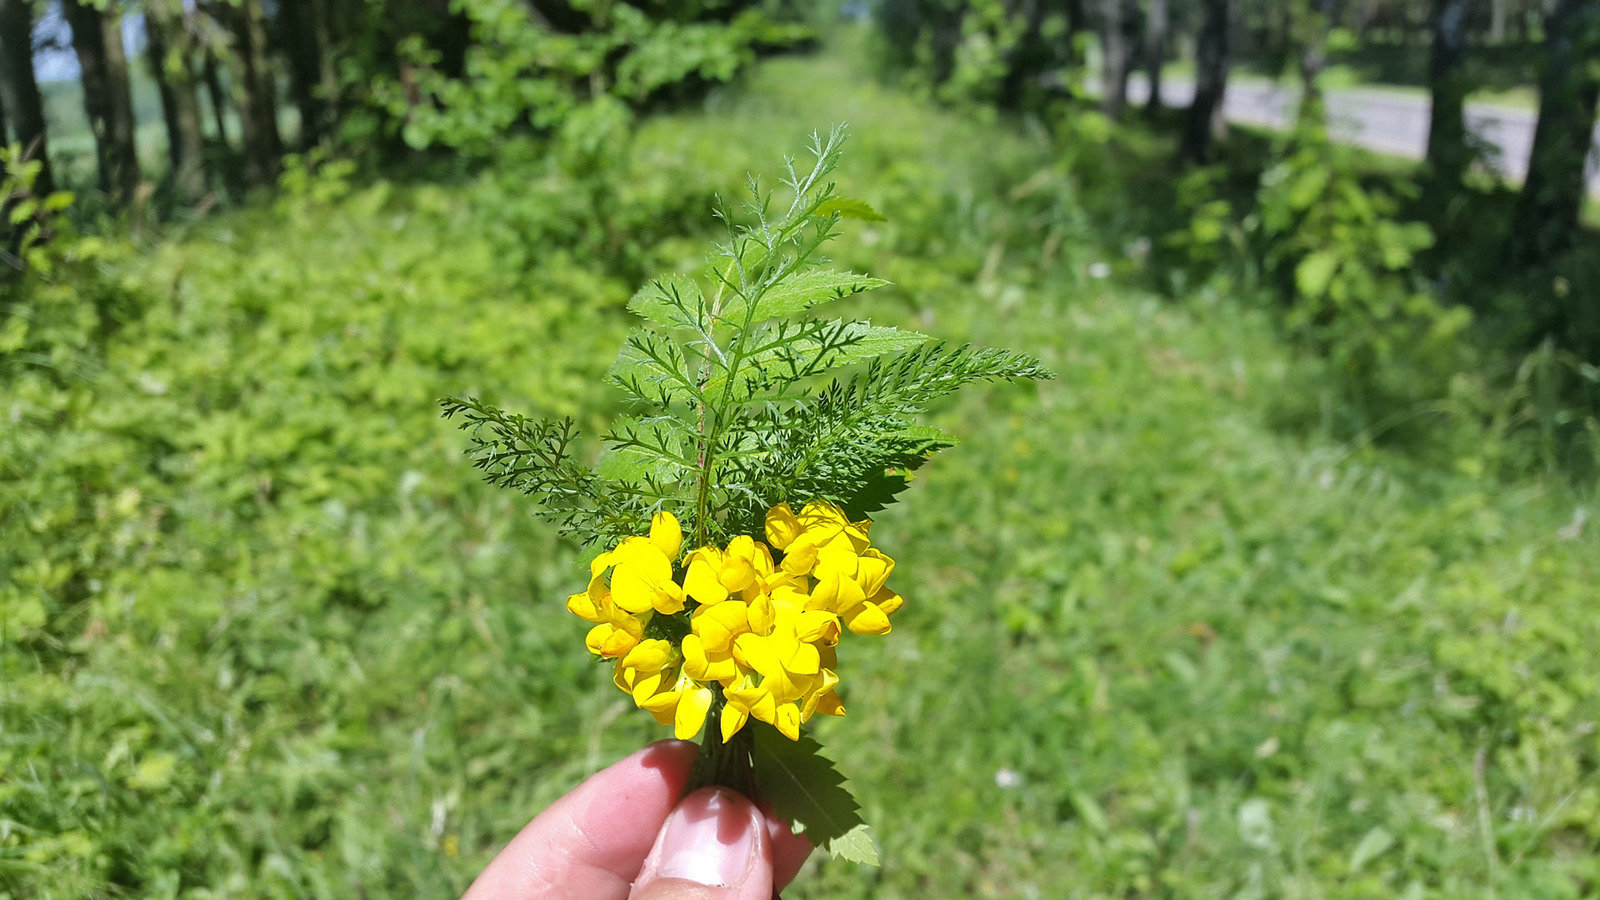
[{"left": 628, "top": 787, "right": 774, "bottom": 900}]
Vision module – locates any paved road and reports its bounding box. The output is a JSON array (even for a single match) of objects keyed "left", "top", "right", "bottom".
[{"left": 1124, "top": 74, "right": 1600, "bottom": 197}]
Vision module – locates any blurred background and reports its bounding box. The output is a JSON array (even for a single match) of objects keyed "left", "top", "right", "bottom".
[{"left": 3, "top": 1, "right": 1599, "bottom": 897}]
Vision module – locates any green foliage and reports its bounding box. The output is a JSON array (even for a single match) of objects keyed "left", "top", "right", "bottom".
[
  {"left": 443, "top": 128, "right": 1049, "bottom": 549},
  {"left": 751, "top": 725, "right": 878, "bottom": 865},
  {"left": 382, "top": 0, "right": 810, "bottom": 155},
  {"left": 1, "top": 145, "right": 78, "bottom": 275},
  {"left": 1251, "top": 120, "right": 1472, "bottom": 426}
]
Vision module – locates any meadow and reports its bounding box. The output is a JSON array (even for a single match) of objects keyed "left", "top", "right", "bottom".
[{"left": 4, "top": 39, "right": 1600, "bottom": 899}]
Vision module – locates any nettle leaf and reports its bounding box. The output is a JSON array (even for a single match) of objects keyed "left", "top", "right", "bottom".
[
  {"left": 751, "top": 724, "right": 879, "bottom": 866},
  {"left": 816, "top": 196, "right": 886, "bottom": 222},
  {"left": 725, "top": 269, "right": 890, "bottom": 322}
]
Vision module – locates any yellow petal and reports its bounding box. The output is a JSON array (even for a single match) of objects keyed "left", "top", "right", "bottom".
[
  {"left": 845, "top": 601, "right": 892, "bottom": 636},
  {"left": 747, "top": 592, "right": 776, "bottom": 636},
  {"left": 650, "top": 511, "right": 683, "bottom": 560},
  {"left": 584, "top": 624, "right": 614, "bottom": 656},
  {"left": 786, "top": 641, "right": 821, "bottom": 675},
  {"left": 611, "top": 552, "right": 671, "bottom": 614},
  {"left": 856, "top": 549, "right": 894, "bottom": 597},
  {"left": 872, "top": 588, "right": 903, "bottom": 616},
  {"left": 813, "top": 690, "right": 845, "bottom": 717},
  {"left": 794, "top": 610, "right": 841, "bottom": 647},
  {"left": 674, "top": 685, "right": 713, "bottom": 740},
  {"left": 765, "top": 504, "right": 802, "bottom": 550},
  {"left": 779, "top": 533, "right": 821, "bottom": 576},
  {"left": 599, "top": 627, "right": 639, "bottom": 658},
  {"left": 567, "top": 591, "right": 604, "bottom": 623},
  {"left": 719, "top": 555, "right": 757, "bottom": 593},
  {"left": 720, "top": 703, "right": 749, "bottom": 743},
  {"left": 651, "top": 579, "right": 685, "bottom": 615},
  {"left": 684, "top": 558, "right": 729, "bottom": 605},
  {"left": 727, "top": 683, "right": 777, "bottom": 725},
  {"left": 692, "top": 601, "right": 750, "bottom": 655},
  {"left": 774, "top": 702, "right": 802, "bottom": 740},
  {"left": 733, "top": 634, "right": 781, "bottom": 678},
  {"left": 639, "top": 690, "right": 679, "bottom": 725}
]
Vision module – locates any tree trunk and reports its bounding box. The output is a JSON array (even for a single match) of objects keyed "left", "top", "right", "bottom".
[
  {"left": 0, "top": 0, "right": 53, "bottom": 196},
  {"left": 1299, "top": 0, "right": 1338, "bottom": 126},
  {"left": 202, "top": 50, "right": 231, "bottom": 147},
  {"left": 218, "top": 0, "right": 283, "bottom": 186},
  {"left": 145, "top": 2, "right": 207, "bottom": 201},
  {"left": 1508, "top": 0, "right": 1600, "bottom": 269},
  {"left": 0, "top": 61, "right": 9, "bottom": 146},
  {"left": 1144, "top": 0, "right": 1168, "bottom": 113},
  {"left": 998, "top": 0, "right": 1048, "bottom": 110},
  {"left": 63, "top": 0, "right": 140, "bottom": 201},
  {"left": 1099, "top": 0, "right": 1131, "bottom": 118},
  {"left": 1182, "top": 0, "right": 1232, "bottom": 162},
  {"left": 279, "top": 0, "right": 331, "bottom": 146},
  {"left": 1489, "top": 0, "right": 1507, "bottom": 44},
  {"left": 1425, "top": 0, "right": 1470, "bottom": 189}
]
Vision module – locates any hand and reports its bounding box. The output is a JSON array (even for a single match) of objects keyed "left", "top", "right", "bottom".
[{"left": 463, "top": 740, "right": 812, "bottom": 900}]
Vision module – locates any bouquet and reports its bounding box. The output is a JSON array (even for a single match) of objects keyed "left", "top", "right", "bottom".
[{"left": 443, "top": 128, "right": 1049, "bottom": 864}]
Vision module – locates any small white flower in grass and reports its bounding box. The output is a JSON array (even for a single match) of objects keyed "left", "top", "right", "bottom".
[
  {"left": 995, "top": 768, "right": 1021, "bottom": 789},
  {"left": 1088, "top": 262, "right": 1111, "bottom": 279}
]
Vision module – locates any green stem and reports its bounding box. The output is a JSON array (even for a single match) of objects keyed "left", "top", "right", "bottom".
[{"left": 685, "top": 691, "right": 755, "bottom": 798}]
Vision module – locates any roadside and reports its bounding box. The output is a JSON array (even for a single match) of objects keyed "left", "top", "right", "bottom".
[{"left": 1118, "top": 73, "right": 1600, "bottom": 200}]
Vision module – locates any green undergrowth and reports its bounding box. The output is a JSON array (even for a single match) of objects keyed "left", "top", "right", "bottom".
[{"left": 4, "top": 36, "right": 1599, "bottom": 899}]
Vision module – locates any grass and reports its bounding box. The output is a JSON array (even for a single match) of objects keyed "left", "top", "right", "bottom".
[{"left": 5, "top": 34, "right": 1600, "bottom": 899}]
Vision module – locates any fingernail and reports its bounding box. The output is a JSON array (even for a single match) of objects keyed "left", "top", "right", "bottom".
[{"left": 651, "top": 788, "right": 759, "bottom": 886}]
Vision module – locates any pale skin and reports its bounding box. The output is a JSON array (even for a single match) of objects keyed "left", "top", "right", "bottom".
[{"left": 462, "top": 740, "right": 813, "bottom": 900}]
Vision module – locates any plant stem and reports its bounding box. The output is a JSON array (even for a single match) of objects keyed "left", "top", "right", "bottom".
[{"left": 685, "top": 692, "right": 755, "bottom": 798}]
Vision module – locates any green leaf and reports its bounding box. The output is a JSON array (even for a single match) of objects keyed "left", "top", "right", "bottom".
[
  {"left": 816, "top": 197, "right": 886, "bottom": 222},
  {"left": 1296, "top": 251, "right": 1340, "bottom": 300},
  {"left": 726, "top": 269, "right": 889, "bottom": 322},
  {"left": 707, "top": 321, "right": 931, "bottom": 404},
  {"left": 1348, "top": 826, "right": 1394, "bottom": 874},
  {"left": 750, "top": 724, "right": 878, "bottom": 866},
  {"left": 628, "top": 274, "right": 705, "bottom": 330}
]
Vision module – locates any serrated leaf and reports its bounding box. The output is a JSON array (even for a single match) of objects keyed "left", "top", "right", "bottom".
[
  {"left": 750, "top": 724, "right": 877, "bottom": 865},
  {"left": 725, "top": 269, "right": 889, "bottom": 323},
  {"left": 817, "top": 197, "right": 886, "bottom": 222},
  {"left": 826, "top": 823, "right": 880, "bottom": 866},
  {"left": 628, "top": 274, "right": 705, "bottom": 330}
]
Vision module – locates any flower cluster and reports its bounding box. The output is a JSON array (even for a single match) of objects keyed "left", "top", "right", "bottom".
[{"left": 566, "top": 501, "right": 904, "bottom": 742}]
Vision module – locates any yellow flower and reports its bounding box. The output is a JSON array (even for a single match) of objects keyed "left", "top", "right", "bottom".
[
  {"left": 609, "top": 512, "right": 686, "bottom": 614},
  {"left": 569, "top": 502, "right": 903, "bottom": 742}
]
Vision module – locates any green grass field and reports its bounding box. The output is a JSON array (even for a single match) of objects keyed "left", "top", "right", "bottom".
[{"left": 4, "top": 40, "right": 1599, "bottom": 899}]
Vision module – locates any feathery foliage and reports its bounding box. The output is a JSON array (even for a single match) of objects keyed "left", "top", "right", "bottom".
[{"left": 443, "top": 128, "right": 1051, "bottom": 550}]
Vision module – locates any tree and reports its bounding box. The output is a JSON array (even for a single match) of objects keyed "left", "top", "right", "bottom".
[
  {"left": 0, "top": 0, "right": 52, "bottom": 196},
  {"left": 211, "top": 0, "right": 283, "bottom": 185},
  {"left": 1297, "top": 0, "right": 1337, "bottom": 123},
  {"left": 998, "top": 0, "right": 1049, "bottom": 110},
  {"left": 1143, "top": 0, "right": 1168, "bottom": 114},
  {"left": 1099, "top": 0, "right": 1135, "bottom": 118},
  {"left": 145, "top": 0, "right": 207, "bottom": 201},
  {"left": 1508, "top": 0, "right": 1600, "bottom": 269},
  {"left": 63, "top": 0, "right": 141, "bottom": 201},
  {"left": 1424, "top": 0, "right": 1470, "bottom": 192},
  {"left": 278, "top": 0, "right": 335, "bottom": 147},
  {"left": 1182, "top": 0, "right": 1231, "bottom": 162}
]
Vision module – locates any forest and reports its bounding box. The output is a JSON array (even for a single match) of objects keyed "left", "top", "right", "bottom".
[{"left": 3, "top": 0, "right": 1600, "bottom": 897}]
